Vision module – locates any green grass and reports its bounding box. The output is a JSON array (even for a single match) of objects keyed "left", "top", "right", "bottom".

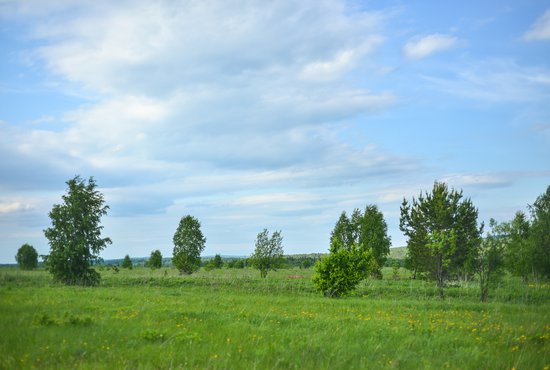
[{"left": 1, "top": 267, "right": 548, "bottom": 369}]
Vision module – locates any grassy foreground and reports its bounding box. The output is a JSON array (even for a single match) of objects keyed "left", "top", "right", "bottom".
[{"left": 0, "top": 267, "right": 549, "bottom": 369}]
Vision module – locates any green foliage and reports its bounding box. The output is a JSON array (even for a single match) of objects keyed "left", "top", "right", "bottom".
[
  {"left": 494, "top": 186, "right": 550, "bottom": 282},
  {"left": 359, "top": 205, "right": 391, "bottom": 277},
  {"left": 529, "top": 185, "right": 550, "bottom": 279},
  {"left": 476, "top": 219, "right": 506, "bottom": 302},
  {"left": 312, "top": 247, "right": 373, "bottom": 297},
  {"left": 314, "top": 209, "right": 380, "bottom": 297},
  {"left": 172, "top": 215, "right": 206, "bottom": 274},
  {"left": 43, "top": 176, "right": 111, "bottom": 286},
  {"left": 330, "top": 211, "right": 354, "bottom": 252},
  {"left": 15, "top": 244, "right": 38, "bottom": 270},
  {"left": 140, "top": 329, "right": 167, "bottom": 342},
  {"left": 212, "top": 254, "right": 223, "bottom": 269},
  {"left": 250, "top": 229, "right": 284, "bottom": 278},
  {"left": 502, "top": 211, "right": 531, "bottom": 280},
  {"left": 330, "top": 205, "right": 390, "bottom": 278},
  {"left": 148, "top": 250, "right": 163, "bottom": 269},
  {"left": 227, "top": 259, "right": 245, "bottom": 269},
  {"left": 122, "top": 255, "right": 133, "bottom": 269},
  {"left": 426, "top": 229, "right": 456, "bottom": 298},
  {"left": 400, "top": 182, "right": 483, "bottom": 283}
]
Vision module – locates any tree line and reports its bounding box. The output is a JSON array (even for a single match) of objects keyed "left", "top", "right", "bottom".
[{"left": 14, "top": 176, "right": 550, "bottom": 301}]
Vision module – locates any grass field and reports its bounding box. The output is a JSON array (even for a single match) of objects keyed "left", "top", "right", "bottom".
[{"left": 1, "top": 266, "right": 549, "bottom": 369}]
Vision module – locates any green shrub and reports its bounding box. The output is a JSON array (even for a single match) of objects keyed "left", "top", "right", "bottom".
[{"left": 312, "top": 248, "right": 373, "bottom": 298}]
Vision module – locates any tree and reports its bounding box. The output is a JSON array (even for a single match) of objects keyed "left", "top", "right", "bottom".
[
  {"left": 476, "top": 219, "right": 505, "bottom": 302},
  {"left": 426, "top": 229, "right": 456, "bottom": 299},
  {"left": 148, "top": 250, "right": 163, "bottom": 269},
  {"left": 212, "top": 254, "right": 223, "bottom": 269},
  {"left": 313, "top": 211, "right": 376, "bottom": 297},
  {"left": 329, "top": 211, "right": 354, "bottom": 252},
  {"left": 529, "top": 185, "right": 550, "bottom": 280},
  {"left": 357, "top": 205, "right": 391, "bottom": 278},
  {"left": 44, "top": 176, "right": 111, "bottom": 286},
  {"left": 122, "top": 254, "right": 133, "bottom": 269},
  {"left": 400, "top": 182, "right": 483, "bottom": 294},
  {"left": 503, "top": 211, "right": 531, "bottom": 281},
  {"left": 172, "top": 215, "right": 206, "bottom": 274},
  {"left": 15, "top": 244, "right": 38, "bottom": 270},
  {"left": 250, "top": 229, "right": 284, "bottom": 278},
  {"left": 329, "top": 206, "right": 391, "bottom": 278}
]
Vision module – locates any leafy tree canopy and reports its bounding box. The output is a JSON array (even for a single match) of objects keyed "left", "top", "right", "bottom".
[
  {"left": 172, "top": 215, "right": 206, "bottom": 274},
  {"left": 122, "top": 254, "right": 133, "bottom": 269},
  {"left": 250, "top": 229, "right": 284, "bottom": 278},
  {"left": 529, "top": 185, "right": 550, "bottom": 279},
  {"left": 15, "top": 243, "right": 38, "bottom": 270},
  {"left": 148, "top": 250, "right": 163, "bottom": 269},
  {"left": 400, "top": 181, "right": 483, "bottom": 281},
  {"left": 43, "top": 176, "right": 111, "bottom": 286},
  {"left": 330, "top": 205, "right": 390, "bottom": 277}
]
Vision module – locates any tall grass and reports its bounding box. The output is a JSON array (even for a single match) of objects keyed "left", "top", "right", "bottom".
[{"left": 1, "top": 266, "right": 548, "bottom": 369}]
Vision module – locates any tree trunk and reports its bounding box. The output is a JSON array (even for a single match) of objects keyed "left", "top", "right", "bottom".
[
  {"left": 479, "top": 270, "right": 487, "bottom": 302},
  {"left": 436, "top": 253, "right": 444, "bottom": 299}
]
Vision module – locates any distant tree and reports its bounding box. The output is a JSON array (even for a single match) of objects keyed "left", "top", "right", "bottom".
[
  {"left": 250, "top": 229, "right": 284, "bottom": 278},
  {"left": 172, "top": 215, "right": 206, "bottom": 274},
  {"left": 503, "top": 211, "right": 532, "bottom": 281},
  {"left": 476, "top": 219, "right": 506, "bottom": 302},
  {"left": 529, "top": 185, "right": 550, "bottom": 280},
  {"left": 400, "top": 182, "right": 483, "bottom": 286},
  {"left": 300, "top": 259, "right": 313, "bottom": 269},
  {"left": 212, "top": 254, "right": 223, "bottom": 269},
  {"left": 122, "top": 255, "right": 133, "bottom": 269},
  {"left": 148, "top": 250, "right": 163, "bottom": 269},
  {"left": 44, "top": 176, "right": 111, "bottom": 286},
  {"left": 15, "top": 244, "right": 38, "bottom": 270},
  {"left": 234, "top": 259, "right": 245, "bottom": 269}
]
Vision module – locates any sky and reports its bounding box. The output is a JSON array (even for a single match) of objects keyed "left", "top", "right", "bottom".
[{"left": 1, "top": 0, "right": 549, "bottom": 263}]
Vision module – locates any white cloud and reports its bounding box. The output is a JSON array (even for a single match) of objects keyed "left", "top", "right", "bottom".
[
  {"left": 402, "top": 34, "right": 457, "bottom": 59},
  {"left": 0, "top": 0, "right": 403, "bottom": 195},
  {"left": 524, "top": 9, "right": 550, "bottom": 41},
  {"left": 299, "top": 36, "right": 384, "bottom": 81},
  {"left": 0, "top": 201, "right": 31, "bottom": 214},
  {"left": 439, "top": 173, "right": 514, "bottom": 189}
]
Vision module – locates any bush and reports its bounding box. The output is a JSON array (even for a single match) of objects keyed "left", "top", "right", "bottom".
[{"left": 312, "top": 248, "right": 373, "bottom": 298}]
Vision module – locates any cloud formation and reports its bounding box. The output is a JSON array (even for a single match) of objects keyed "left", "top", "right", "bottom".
[
  {"left": 524, "top": 9, "right": 550, "bottom": 41},
  {"left": 1, "top": 0, "right": 549, "bottom": 262},
  {"left": 402, "top": 34, "right": 457, "bottom": 59}
]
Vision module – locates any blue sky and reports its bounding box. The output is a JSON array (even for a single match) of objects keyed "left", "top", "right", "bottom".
[{"left": 1, "top": 0, "right": 549, "bottom": 263}]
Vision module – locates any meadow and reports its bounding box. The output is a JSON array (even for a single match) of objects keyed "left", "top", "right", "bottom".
[{"left": 0, "top": 266, "right": 549, "bottom": 369}]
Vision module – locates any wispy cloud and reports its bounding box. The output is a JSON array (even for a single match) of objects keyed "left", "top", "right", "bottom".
[
  {"left": 421, "top": 59, "right": 550, "bottom": 102},
  {"left": 0, "top": 201, "right": 32, "bottom": 214},
  {"left": 524, "top": 9, "right": 550, "bottom": 41},
  {"left": 402, "top": 34, "right": 457, "bottom": 59}
]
